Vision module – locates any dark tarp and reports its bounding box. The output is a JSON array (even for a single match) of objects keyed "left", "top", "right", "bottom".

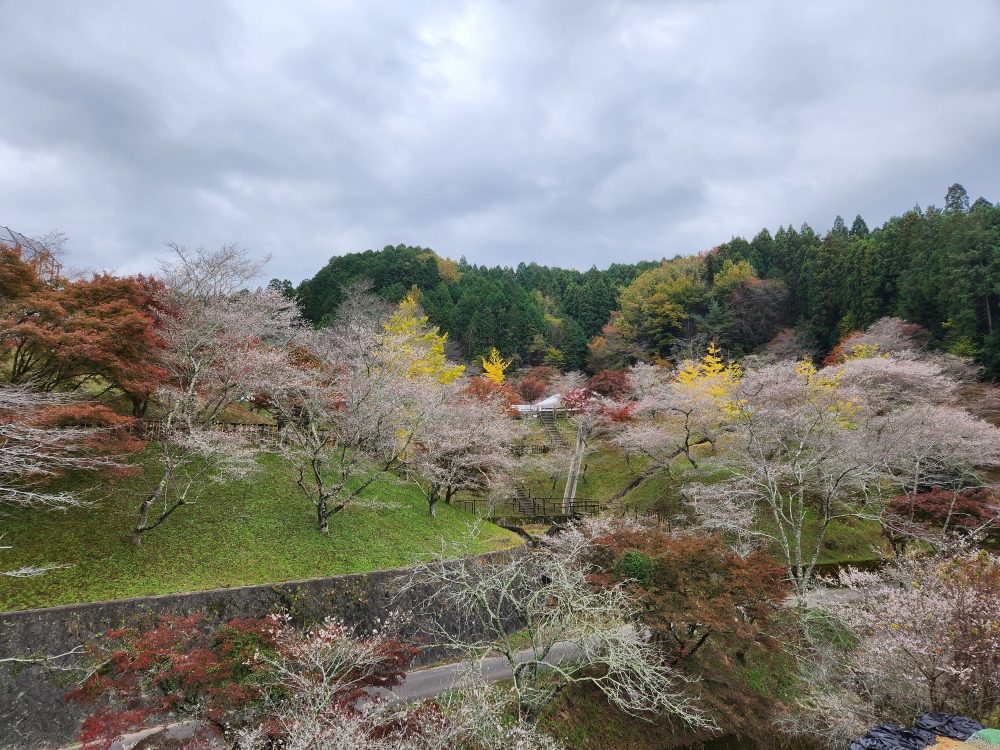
[
  {"left": 914, "top": 712, "right": 984, "bottom": 740},
  {"left": 848, "top": 723, "right": 938, "bottom": 750}
]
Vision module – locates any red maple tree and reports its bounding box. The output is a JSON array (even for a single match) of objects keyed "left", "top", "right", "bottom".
[{"left": 0, "top": 245, "right": 168, "bottom": 414}]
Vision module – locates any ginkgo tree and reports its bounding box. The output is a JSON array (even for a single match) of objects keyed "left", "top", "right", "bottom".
[
  {"left": 615, "top": 343, "right": 739, "bottom": 473},
  {"left": 480, "top": 347, "right": 512, "bottom": 384},
  {"left": 381, "top": 292, "right": 464, "bottom": 384}
]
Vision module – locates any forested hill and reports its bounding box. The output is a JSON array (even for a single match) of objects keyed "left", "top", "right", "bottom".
[
  {"left": 288, "top": 245, "right": 656, "bottom": 371},
  {"left": 286, "top": 184, "right": 1000, "bottom": 377}
]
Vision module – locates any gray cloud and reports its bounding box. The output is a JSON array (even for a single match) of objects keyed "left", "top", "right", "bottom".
[{"left": 1, "top": 0, "right": 998, "bottom": 282}]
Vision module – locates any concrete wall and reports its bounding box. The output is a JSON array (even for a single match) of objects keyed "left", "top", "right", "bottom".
[{"left": 0, "top": 551, "right": 515, "bottom": 749}]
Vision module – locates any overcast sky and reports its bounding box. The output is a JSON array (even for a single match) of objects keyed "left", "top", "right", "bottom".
[{"left": 1, "top": 1, "right": 998, "bottom": 283}]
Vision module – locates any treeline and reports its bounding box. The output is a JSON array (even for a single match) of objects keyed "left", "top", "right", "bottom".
[
  {"left": 709, "top": 182, "right": 1000, "bottom": 369},
  {"left": 287, "top": 183, "right": 1000, "bottom": 376},
  {"left": 289, "top": 245, "right": 656, "bottom": 371}
]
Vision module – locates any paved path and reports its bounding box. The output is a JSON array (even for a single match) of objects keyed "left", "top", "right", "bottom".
[
  {"left": 562, "top": 428, "right": 584, "bottom": 513},
  {"left": 64, "top": 642, "right": 582, "bottom": 749},
  {"left": 380, "top": 640, "right": 579, "bottom": 704}
]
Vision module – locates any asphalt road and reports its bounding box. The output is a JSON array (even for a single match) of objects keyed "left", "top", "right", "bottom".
[
  {"left": 380, "top": 640, "right": 581, "bottom": 704},
  {"left": 67, "top": 642, "right": 582, "bottom": 750}
]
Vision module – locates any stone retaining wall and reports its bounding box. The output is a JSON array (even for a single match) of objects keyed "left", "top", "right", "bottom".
[{"left": 0, "top": 550, "right": 516, "bottom": 749}]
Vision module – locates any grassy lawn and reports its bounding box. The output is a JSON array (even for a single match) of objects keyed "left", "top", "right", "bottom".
[
  {"left": 518, "top": 420, "right": 655, "bottom": 502},
  {"left": 0, "top": 451, "right": 520, "bottom": 612},
  {"left": 515, "top": 425, "right": 889, "bottom": 566}
]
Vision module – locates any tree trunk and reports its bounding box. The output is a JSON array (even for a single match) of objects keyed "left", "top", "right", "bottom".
[
  {"left": 318, "top": 498, "right": 329, "bottom": 534},
  {"left": 131, "top": 495, "right": 154, "bottom": 545},
  {"left": 130, "top": 395, "right": 149, "bottom": 417}
]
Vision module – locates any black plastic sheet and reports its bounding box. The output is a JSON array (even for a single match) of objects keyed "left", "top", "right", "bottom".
[
  {"left": 914, "top": 712, "right": 984, "bottom": 740},
  {"left": 848, "top": 723, "right": 938, "bottom": 750}
]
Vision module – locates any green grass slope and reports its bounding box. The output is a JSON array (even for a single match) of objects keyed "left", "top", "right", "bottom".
[
  {"left": 0, "top": 452, "right": 520, "bottom": 612},
  {"left": 517, "top": 420, "right": 887, "bottom": 566}
]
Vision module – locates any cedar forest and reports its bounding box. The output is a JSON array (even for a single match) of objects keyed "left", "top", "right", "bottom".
[{"left": 287, "top": 183, "right": 1000, "bottom": 376}]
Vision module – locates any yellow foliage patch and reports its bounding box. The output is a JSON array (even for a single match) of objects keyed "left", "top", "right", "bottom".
[{"left": 383, "top": 292, "right": 465, "bottom": 384}]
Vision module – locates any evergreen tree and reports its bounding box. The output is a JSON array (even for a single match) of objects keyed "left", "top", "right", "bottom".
[
  {"left": 945, "top": 182, "right": 970, "bottom": 214},
  {"left": 849, "top": 214, "right": 869, "bottom": 238}
]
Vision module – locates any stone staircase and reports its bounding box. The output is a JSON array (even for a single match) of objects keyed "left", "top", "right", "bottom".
[
  {"left": 513, "top": 483, "right": 534, "bottom": 515},
  {"left": 539, "top": 410, "right": 566, "bottom": 448}
]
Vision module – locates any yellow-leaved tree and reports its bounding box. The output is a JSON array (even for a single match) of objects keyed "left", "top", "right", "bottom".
[
  {"left": 383, "top": 292, "right": 465, "bottom": 384},
  {"left": 614, "top": 342, "right": 741, "bottom": 473},
  {"left": 794, "top": 359, "right": 857, "bottom": 426},
  {"left": 674, "top": 341, "right": 742, "bottom": 413},
  {"left": 481, "top": 347, "right": 512, "bottom": 384}
]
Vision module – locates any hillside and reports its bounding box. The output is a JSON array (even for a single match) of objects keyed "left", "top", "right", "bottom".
[
  {"left": 0, "top": 451, "right": 520, "bottom": 612},
  {"left": 516, "top": 418, "right": 886, "bottom": 567},
  {"left": 290, "top": 186, "right": 1000, "bottom": 377}
]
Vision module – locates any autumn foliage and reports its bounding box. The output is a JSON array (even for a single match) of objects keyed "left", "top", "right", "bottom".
[
  {"left": 69, "top": 613, "right": 417, "bottom": 750},
  {"left": 0, "top": 244, "right": 168, "bottom": 413},
  {"left": 588, "top": 527, "right": 787, "bottom": 663},
  {"left": 582, "top": 525, "right": 793, "bottom": 743},
  {"left": 480, "top": 347, "right": 512, "bottom": 384},
  {"left": 516, "top": 365, "right": 558, "bottom": 403},
  {"left": 888, "top": 487, "right": 1000, "bottom": 536},
  {"left": 463, "top": 374, "right": 520, "bottom": 409},
  {"left": 586, "top": 369, "right": 630, "bottom": 399}
]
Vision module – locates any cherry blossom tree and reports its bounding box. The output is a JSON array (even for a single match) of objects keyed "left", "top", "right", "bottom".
[
  {"left": 877, "top": 402, "right": 1000, "bottom": 553},
  {"left": 405, "top": 381, "right": 523, "bottom": 517},
  {"left": 615, "top": 344, "right": 736, "bottom": 474},
  {"left": 233, "top": 653, "right": 560, "bottom": 750},
  {"left": 698, "top": 354, "right": 1000, "bottom": 597},
  {"left": 75, "top": 604, "right": 561, "bottom": 749},
  {"left": 70, "top": 611, "right": 417, "bottom": 750},
  {"left": 234, "top": 680, "right": 562, "bottom": 750},
  {"left": 833, "top": 355, "right": 959, "bottom": 408},
  {"left": 562, "top": 386, "right": 624, "bottom": 506},
  {"left": 0, "top": 384, "right": 137, "bottom": 575},
  {"left": 624, "top": 362, "right": 670, "bottom": 401},
  {"left": 822, "top": 551, "right": 1000, "bottom": 722},
  {"left": 130, "top": 245, "right": 301, "bottom": 543},
  {"left": 405, "top": 525, "right": 712, "bottom": 728},
  {"left": 827, "top": 317, "right": 980, "bottom": 383},
  {"left": 548, "top": 370, "right": 586, "bottom": 397},
  {"left": 262, "top": 286, "right": 467, "bottom": 533},
  {"left": 699, "top": 360, "right": 885, "bottom": 600},
  {"left": 263, "top": 332, "right": 426, "bottom": 535}
]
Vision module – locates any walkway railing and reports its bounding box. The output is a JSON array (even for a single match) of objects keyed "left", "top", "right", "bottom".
[
  {"left": 455, "top": 496, "right": 673, "bottom": 528},
  {"left": 132, "top": 419, "right": 282, "bottom": 444},
  {"left": 454, "top": 496, "right": 599, "bottom": 521}
]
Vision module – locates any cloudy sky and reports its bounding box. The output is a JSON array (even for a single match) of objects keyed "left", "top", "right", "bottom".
[{"left": 1, "top": 1, "right": 998, "bottom": 283}]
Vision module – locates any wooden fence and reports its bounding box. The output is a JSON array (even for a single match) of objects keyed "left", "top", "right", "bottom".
[
  {"left": 132, "top": 420, "right": 282, "bottom": 444},
  {"left": 455, "top": 496, "right": 672, "bottom": 528},
  {"left": 454, "top": 496, "right": 599, "bottom": 522}
]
